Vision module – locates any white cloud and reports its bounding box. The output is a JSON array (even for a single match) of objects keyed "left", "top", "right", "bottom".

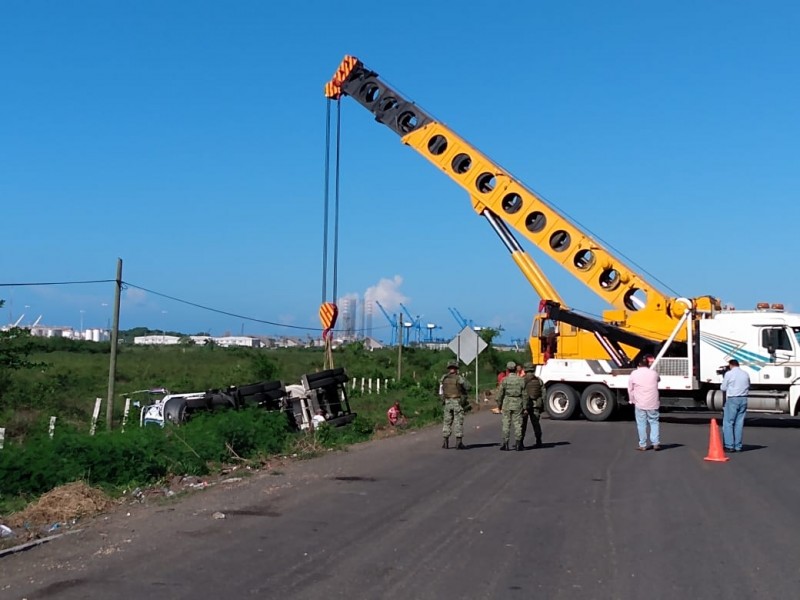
[
  {"left": 363, "top": 276, "right": 409, "bottom": 312},
  {"left": 124, "top": 288, "right": 148, "bottom": 305}
]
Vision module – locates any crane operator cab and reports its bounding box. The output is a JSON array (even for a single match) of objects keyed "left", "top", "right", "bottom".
[{"left": 531, "top": 315, "right": 559, "bottom": 363}]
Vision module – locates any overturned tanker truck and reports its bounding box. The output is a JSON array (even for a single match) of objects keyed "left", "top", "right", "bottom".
[{"left": 140, "top": 367, "right": 355, "bottom": 431}]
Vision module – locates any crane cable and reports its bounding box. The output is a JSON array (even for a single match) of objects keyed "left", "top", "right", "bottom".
[{"left": 320, "top": 99, "right": 342, "bottom": 368}]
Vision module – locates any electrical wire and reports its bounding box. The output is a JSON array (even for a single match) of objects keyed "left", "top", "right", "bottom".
[
  {"left": 123, "top": 282, "right": 322, "bottom": 332},
  {"left": 0, "top": 279, "right": 115, "bottom": 286},
  {"left": 1, "top": 277, "right": 393, "bottom": 337}
]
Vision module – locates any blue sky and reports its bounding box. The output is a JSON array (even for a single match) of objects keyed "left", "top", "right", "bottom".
[{"left": 2, "top": 1, "right": 798, "bottom": 344}]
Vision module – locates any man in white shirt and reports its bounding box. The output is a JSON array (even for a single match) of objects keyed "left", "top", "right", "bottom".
[{"left": 720, "top": 359, "right": 750, "bottom": 452}]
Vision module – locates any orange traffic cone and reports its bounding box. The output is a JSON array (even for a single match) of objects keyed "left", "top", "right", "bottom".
[{"left": 704, "top": 418, "right": 729, "bottom": 462}]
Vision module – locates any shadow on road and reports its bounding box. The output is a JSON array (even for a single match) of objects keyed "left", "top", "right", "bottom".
[
  {"left": 521, "top": 441, "right": 570, "bottom": 451},
  {"left": 737, "top": 444, "right": 767, "bottom": 453},
  {"left": 464, "top": 443, "right": 500, "bottom": 449},
  {"left": 653, "top": 443, "right": 683, "bottom": 451},
  {"left": 656, "top": 414, "right": 800, "bottom": 429}
]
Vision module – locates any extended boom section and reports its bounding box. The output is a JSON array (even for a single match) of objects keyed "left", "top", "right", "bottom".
[{"left": 325, "top": 56, "right": 711, "bottom": 343}]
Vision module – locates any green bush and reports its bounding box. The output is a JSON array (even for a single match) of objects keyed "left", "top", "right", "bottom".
[
  {"left": 313, "top": 414, "right": 375, "bottom": 448},
  {"left": 0, "top": 408, "right": 293, "bottom": 506}
]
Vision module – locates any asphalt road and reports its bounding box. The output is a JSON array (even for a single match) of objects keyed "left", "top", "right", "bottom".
[{"left": 2, "top": 408, "right": 799, "bottom": 599}]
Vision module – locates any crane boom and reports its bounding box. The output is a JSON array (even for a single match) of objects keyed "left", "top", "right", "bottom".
[
  {"left": 325, "top": 56, "right": 720, "bottom": 343},
  {"left": 448, "top": 307, "right": 466, "bottom": 328}
]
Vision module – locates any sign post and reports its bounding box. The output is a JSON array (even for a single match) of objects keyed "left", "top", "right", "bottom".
[{"left": 448, "top": 326, "right": 488, "bottom": 405}]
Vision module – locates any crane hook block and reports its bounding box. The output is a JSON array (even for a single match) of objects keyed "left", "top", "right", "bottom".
[
  {"left": 319, "top": 302, "right": 339, "bottom": 338},
  {"left": 324, "top": 55, "right": 361, "bottom": 100}
]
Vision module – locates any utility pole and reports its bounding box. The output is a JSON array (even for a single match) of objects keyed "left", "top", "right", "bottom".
[{"left": 106, "top": 258, "right": 122, "bottom": 430}]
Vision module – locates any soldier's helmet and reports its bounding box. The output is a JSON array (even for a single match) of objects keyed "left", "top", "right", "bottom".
[
  {"left": 506, "top": 361, "right": 517, "bottom": 370},
  {"left": 523, "top": 362, "right": 535, "bottom": 371},
  {"left": 447, "top": 360, "right": 459, "bottom": 369}
]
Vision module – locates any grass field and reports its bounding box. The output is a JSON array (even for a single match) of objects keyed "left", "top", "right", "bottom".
[{"left": 0, "top": 335, "right": 526, "bottom": 514}]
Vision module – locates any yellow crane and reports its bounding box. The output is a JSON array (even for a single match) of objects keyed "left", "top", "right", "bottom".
[{"left": 324, "top": 56, "right": 721, "bottom": 367}]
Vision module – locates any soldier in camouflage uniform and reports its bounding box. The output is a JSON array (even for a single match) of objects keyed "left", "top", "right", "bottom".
[
  {"left": 522, "top": 361, "right": 544, "bottom": 448},
  {"left": 496, "top": 361, "right": 525, "bottom": 451},
  {"left": 440, "top": 360, "right": 470, "bottom": 449}
]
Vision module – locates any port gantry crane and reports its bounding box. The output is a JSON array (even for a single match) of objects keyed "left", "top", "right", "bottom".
[
  {"left": 399, "top": 302, "right": 422, "bottom": 345},
  {"left": 447, "top": 307, "right": 473, "bottom": 330},
  {"left": 324, "top": 56, "right": 721, "bottom": 367},
  {"left": 373, "top": 300, "right": 399, "bottom": 346}
]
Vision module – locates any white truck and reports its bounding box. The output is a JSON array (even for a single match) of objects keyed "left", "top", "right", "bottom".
[
  {"left": 140, "top": 368, "right": 356, "bottom": 429},
  {"left": 539, "top": 303, "right": 800, "bottom": 421}
]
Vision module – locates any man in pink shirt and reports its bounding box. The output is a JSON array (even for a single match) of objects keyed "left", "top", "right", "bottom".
[{"left": 628, "top": 354, "right": 661, "bottom": 451}]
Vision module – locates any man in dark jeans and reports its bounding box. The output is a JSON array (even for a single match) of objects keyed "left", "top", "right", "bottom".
[{"left": 721, "top": 359, "right": 750, "bottom": 452}]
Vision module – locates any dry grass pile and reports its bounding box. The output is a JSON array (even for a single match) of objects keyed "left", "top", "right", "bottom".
[{"left": 7, "top": 481, "right": 115, "bottom": 530}]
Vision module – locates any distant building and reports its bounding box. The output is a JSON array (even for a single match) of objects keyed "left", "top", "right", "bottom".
[
  {"left": 362, "top": 337, "right": 384, "bottom": 351},
  {"left": 134, "top": 335, "right": 181, "bottom": 345},
  {"left": 213, "top": 336, "right": 260, "bottom": 348},
  {"left": 1, "top": 323, "right": 109, "bottom": 342}
]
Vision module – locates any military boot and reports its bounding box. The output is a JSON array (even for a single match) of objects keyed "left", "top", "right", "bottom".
[
  {"left": 500, "top": 442, "right": 509, "bottom": 451},
  {"left": 534, "top": 438, "right": 543, "bottom": 448},
  {"left": 442, "top": 437, "right": 450, "bottom": 449},
  {"left": 456, "top": 437, "right": 465, "bottom": 450},
  {"left": 515, "top": 441, "right": 524, "bottom": 451}
]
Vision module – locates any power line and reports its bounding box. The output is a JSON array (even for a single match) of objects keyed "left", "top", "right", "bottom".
[
  {"left": 0, "top": 277, "right": 397, "bottom": 336},
  {"left": 123, "top": 282, "right": 323, "bottom": 332},
  {"left": 0, "top": 279, "right": 115, "bottom": 286}
]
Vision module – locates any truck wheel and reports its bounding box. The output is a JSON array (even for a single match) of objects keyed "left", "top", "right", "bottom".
[
  {"left": 546, "top": 384, "right": 578, "bottom": 420},
  {"left": 164, "top": 398, "right": 189, "bottom": 425},
  {"left": 580, "top": 384, "right": 616, "bottom": 422},
  {"left": 237, "top": 383, "right": 265, "bottom": 397}
]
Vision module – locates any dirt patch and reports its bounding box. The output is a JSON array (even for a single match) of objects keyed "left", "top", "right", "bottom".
[
  {"left": 372, "top": 426, "right": 402, "bottom": 440},
  {"left": 5, "top": 482, "right": 116, "bottom": 531}
]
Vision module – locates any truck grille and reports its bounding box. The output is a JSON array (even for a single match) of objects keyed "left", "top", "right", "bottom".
[{"left": 655, "top": 358, "right": 689, "bottom": 377}]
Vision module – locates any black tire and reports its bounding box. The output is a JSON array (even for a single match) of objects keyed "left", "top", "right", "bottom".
[
  {"left": 209, "top": 392, "right": 236, "bottom": 408},
  {"left": 236, "top": 383, "right": 265, "bottom": 397},
  {"left": 580, "top": 384, "right": 617, "bottom": 422},
  {"left": 163, "top": 398, "right": 189, "bottom": 425},
  {"left": 546, "top": 383, "right": 579, "bottom": 420}
]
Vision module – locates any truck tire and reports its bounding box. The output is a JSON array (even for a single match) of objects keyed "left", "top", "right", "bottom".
[
  {"left": 546, "top": 384, "right": 578, "bottom": 420},
  {"left": 209, "top": 392, "right": 235, "bottom": 408},
  {"left": 237, "top": 383, "right": 265, "bottom": 397},
  {"left": 163, "top": 398, "right": 189, "bottom": 425},
  {"left": 580, "top": 384, "right": 616, "bottom": 422}
]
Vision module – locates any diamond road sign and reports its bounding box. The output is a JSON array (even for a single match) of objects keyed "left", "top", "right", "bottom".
[{"left": 448, "top": 326, "right": 488, "bottom": 366}]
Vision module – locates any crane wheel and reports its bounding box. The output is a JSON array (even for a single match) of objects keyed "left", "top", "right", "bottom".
[{"left": 546, "top": 384, "right": 578, "bottom": 420}]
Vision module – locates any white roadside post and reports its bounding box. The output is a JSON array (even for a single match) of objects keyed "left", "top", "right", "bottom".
[
  {"left": 368, "top": 378, "right": 373, "bottom": 394},
  {"left": 90, "top": 397, "right": 102, "bottom": 435},
  {"left": 0, "top": 427, "right": 5, "bottom": 450},
  {"left": 122, "top": 398, "right": 131, "bottom": 432},
  {"left": 49, "top": 416, "right": 56, "bottom": 439}
]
